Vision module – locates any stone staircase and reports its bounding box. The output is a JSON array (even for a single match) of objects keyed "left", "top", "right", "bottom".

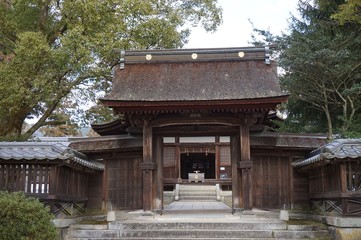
[
  {"left": 177, "top": 184, "right": 219, "bottom": 201},
  {"left": 65, "top": 216, "right": 331, "bottom": 239}
]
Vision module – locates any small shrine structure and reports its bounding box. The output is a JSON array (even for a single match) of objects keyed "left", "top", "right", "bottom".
[
  {"left": 0, "top": 140, "right": 104, "bottom": 218},
  {"left": 293, "top": 139, "right": 361, "bottom": 216}
]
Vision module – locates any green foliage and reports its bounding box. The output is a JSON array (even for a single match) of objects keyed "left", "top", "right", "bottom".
[
  {"left": 338, "top": 114, "right": 361, "bottom": 138},
  {"left": 332, "top": 0, "right": 361, "bottom": 24},
  {"left": 0, "top": 191, "right": 58, "bottom": 240},
  {"left": 252, "top": 0, "right": 361, "bottom": 139},
  {"left": 84, "top": 105, "right": 117, "bottom": 125},
  {"left": 39, "top": 110, "right": 79, "bottom": 137},
  {"left": 0, "top": 0, "right": 222, "bottom": 140}
]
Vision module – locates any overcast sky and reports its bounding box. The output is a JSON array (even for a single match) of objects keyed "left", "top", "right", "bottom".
[{"left": 185, "top": 0, "right": 300, "bottom": 48}]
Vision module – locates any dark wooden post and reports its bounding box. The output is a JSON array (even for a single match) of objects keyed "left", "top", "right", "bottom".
[
  {"left": 141, "top": 120, "right": 155, "bottom": 212},
  {"left": 154, "top": 135, "right": 163, "bottom": 212},
  {"left": 231, "top": 134, "right": 241, "bottom": 211},
  {"left": 215, "top": 136, "right": 220, "bottom": 179},
  {"left": 175, "top": 137, "right": 181, "bottom": 180},
  {"left": 103, "top": 161, "right": 108, "bottom": 212},
  {"left": 340, "top": 163, "right": 347, "bottom": 192},
  {"left": 239, "top": 123, "right": 252, "bottom": 210},
  {"left": 340, "top": 163, "right": 348, "bottom": 215},
  {"left": 49, "top": 166, "right": 56, "bottom": 195}
]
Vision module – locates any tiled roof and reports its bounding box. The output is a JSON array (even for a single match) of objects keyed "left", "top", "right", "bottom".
[
  {"left": 292, "top": 139, "right": 361, "bottom": 168},
  {"left": 0, "top": 142, "right": 104, "bottom": 171}
]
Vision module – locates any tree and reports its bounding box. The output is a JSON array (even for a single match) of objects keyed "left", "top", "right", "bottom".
[
  {"left": 0, "top": 0, "right": 222, "bottom": 140},
  {"left": 0, "top": 191, "right": 58, "bottom": 240},
  {"left": 332, "top": 0, "right": 361, "bottom": 24},
  {"left": 252, "top": 0, "right": 361, "bottom": 139}
]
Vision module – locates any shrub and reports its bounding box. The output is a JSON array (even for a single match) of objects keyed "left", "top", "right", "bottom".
[{"left": 0, "top": 191, "right": 58, "bottom": 240}]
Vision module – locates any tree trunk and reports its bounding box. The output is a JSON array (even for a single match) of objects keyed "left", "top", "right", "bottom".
[
  {"left": 0, "top": 115, "right": 25, "bottom": 139},
  {"left": 324, "top": 105, "right": 333, "bottom": 140}
]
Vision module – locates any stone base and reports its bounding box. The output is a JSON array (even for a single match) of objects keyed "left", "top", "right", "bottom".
[
  {"left": 329, "top": 227, "right": 361, "bottom": 240},
  {"left": 279, "top": 210, "right": 289, "bottom": 221},
  {"left": 313, "top": 215, "right": 361, "bottom": 228},
  {"left": 313, "top": 215, "right": 361, "bottom": 240},
  {"left": 107, "top": 211, "right": 116, "bottom": 222},
  {"left": 141, "top": 210, "right": 154, "bottom": 216},
  {"left": 53, "top": 217, "right": 84, "bottom": 228}
]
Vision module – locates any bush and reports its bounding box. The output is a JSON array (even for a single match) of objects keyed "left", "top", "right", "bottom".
[{"left": 0, "top": 191, "right": 58, "bottom": 240}]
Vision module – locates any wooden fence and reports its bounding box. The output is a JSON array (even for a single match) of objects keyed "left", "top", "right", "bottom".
[{"left": 0, "top": 163, "right": 89, "bottom": 218}]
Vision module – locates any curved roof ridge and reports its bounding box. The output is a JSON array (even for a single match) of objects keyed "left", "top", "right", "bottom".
[
  {"left": 0, "top": 141, "right": 104, "bottom": 171},
  {"left": 292, "top": 138, "right": 361, "bottom": 168}
]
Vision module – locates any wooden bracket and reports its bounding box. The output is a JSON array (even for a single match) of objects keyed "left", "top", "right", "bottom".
[
  {"left": 237, "top": 161, "right": 253, "bottom": 169},
  {"left": 140, "top": 162, "right": 157, "bottom": 170}
]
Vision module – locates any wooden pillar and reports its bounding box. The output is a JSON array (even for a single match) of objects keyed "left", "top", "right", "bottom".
[
  {"left": 141, "top": 120, "right": 156, "bottom": 212},
  {"left": 154, "top": 135, "right": 163, "bottom": 211},
  {"left": 240, "top": 123, "right": 252, "bottom": 210},
  {"left": 103, "top": 161, "right": 108, "bottom": 211},
  {"left": 175, "top": 137, "right": 181, "bottom": 179},
  {"left": 289, "top": 157, "right": 294, "bottom": 210},
  {"left": 231, "top": 135, "right": 241, "bottom": 211},
  {"left": 215, "top": 136, "right": 220, "bottom": 179},
  {"left": 340, "top": 163, "right": 348, "bottom": 214},
  {"left": 340, "top": 163, "right": 347, "bottom": 192},
  {"left": 49, "top": 166, "right": 57, "bottom": 195}
]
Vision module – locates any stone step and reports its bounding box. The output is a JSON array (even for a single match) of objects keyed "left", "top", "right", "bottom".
[
  {"left": 66, "top": 217, "right": 331, "bottom": 240},
  {"left": 273, "top": 229, "right": 331, "bottom": 239},
  {"left": 180, "top": 190, "right": 216, "bottom": 195},
  {"left": 67, "top": 229, "right": 331, "bottom": 240},
  {"left": 67, "top": 229, "right": 119, "bottom": 239},
  {"left": 180, "top": 195, "right": 217, "bottom": 199},
  {"left": 161, "top": 209, "right": 232, "bottom": 214},
  {"left": 70, "top": 224, "right": 108, "bottom": 230},
  {"left": 179, "top": 196, "right": 218, "bottom": 201},
  {"left": 108, "top": 221, "right": 287, "bottom": 231},
  {"left": 121, "top": 229, "right": 274, "bottom": 239},
  {"left": 179, "top": 185, "right": 217, "bottom": 190},
  {"left": 68, "top": 229, "right": 274, "bottom": 239},
  {"left": 177, "top": 185, "right": 219, "bottom": 202},
  {"left": 287, "top": 224, "right": 326, "bottom": 231},
  {"left": 69, "top": 238, "right": 323, "bottom": 240}
]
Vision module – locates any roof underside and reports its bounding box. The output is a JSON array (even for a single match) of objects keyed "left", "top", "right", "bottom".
[
  {"left": 70, "top": 133, "right": 327, "bottom": 154},
  {"left": 101, "top": 47, "right": 288, "bottom": 111}
]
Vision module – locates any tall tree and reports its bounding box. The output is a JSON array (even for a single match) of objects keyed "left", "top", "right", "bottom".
[
  {"left": 0, "top": 0, "right": 222, "bottom": 140},
  {"left": 252, "top": 0, "right": 361, "bottom": 139},
  {"left": 332, "top": 0, "right": 361, "bottom": 24}
]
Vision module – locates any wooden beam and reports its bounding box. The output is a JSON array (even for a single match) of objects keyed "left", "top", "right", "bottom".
[
  {"left": 142, "top": 120, "right": 153, "bottom": 212},
  {"left": 289, "top": 156, "right": 294, "bottom": 210},
  {"left": 49, "top": 166, "right": 57, "bottom": 195},
  {"left": 151, "top": 116, "right": 244, "bottom": 128},
  {"left": 340, "top": 163, "right": 347, "bottom": 192},
  {"left": 231, "top": 135, "right": 241, "bottom": 211},
  {"left": 154, "top": 136, "right": 163, "bottom": 211},
  {"left": 240, "top": 123, "right": 252, "bottom": 210},
  {"left": 215, "top": 136, "right": 220, "bottom": 179},
  {"left": 153, "top": 125, "right": 240, "bottom": 136}
]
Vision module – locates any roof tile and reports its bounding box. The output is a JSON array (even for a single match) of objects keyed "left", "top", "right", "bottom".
[
  {"left": 0, "top": 142, "right": 104, "bottom": 171},
  {"left": 292, "top": 139, "right": 361, "bottom": 168}
]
